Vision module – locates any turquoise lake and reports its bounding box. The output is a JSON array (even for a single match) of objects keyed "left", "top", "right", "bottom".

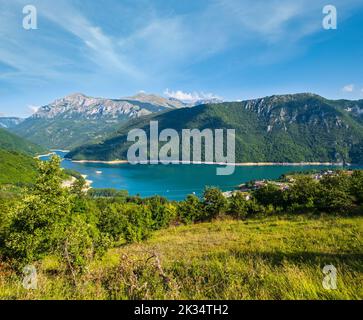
[{"left": 41, "top": 151, "right": 360, "bottom": 200}]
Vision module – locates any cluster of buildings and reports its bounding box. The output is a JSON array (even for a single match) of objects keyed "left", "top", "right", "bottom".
[{"left": 223, "top": 169, "right": 353, "bottom": 199}]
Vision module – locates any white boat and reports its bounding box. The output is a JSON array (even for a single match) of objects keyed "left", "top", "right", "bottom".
[{"left": 96, "top": 171, "right": 103, "bottom": 174}]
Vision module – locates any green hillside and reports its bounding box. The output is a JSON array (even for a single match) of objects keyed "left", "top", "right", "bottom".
[
  {"left": 0, "top": 127, "right": 46, "bottom": 156},
  {"left": 11, "top": 118, "right": 124, "bottom": 150},
  {"left": 10, "top": 93, "right": 187, "bottom": 150},
  {"left": 0, "top": 128, "right": 45, "bottom": 186},
  {"left": 0, "top": 149, "right": 37, "bottom": 185},
  {"left": 67, "top": 94, "right": 363, "bottom": 163}
]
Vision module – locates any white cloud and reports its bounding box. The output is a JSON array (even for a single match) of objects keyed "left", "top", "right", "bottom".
[
  {"left": 164, "top": 89, "right": 222, "bottom": 103},
  {"left": 342, "top": 84, "right": 355, "bottom": 92},
  {"left": 37, "top": 1, "right": 142, "bottom": 78},
  {"left": 28, "top": 105, "right": 40, "bottom": 114}
]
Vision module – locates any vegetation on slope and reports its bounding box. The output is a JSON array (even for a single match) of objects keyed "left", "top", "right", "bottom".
[
  {"left": 67, "top": 94, "right": 363, "bottom": 163},
  {"left": 0, "top": 127, "right": 45, "bottom": 156},
  {"left": 11, "top": 118, "right": 124, "bottom": 150},
  {"left": 0, "top": 157, "right": 362, "bottom": 299},
  {"left": 0, "top": 127, "right": 46, "bottom": 186},
  {"left": 0, "top": 150, "right": 37, "bottom": 185},
  {"left": 0, "top": 215, "right": 361, "bottom": 300}
]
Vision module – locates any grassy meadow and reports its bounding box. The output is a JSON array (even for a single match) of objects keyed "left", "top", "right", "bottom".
[{"left": 1, "top": 215, "right": 362, "bottom": 300}]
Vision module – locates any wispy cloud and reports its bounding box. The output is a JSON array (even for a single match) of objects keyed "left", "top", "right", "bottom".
[
  {"left": 37, "top": 1, "right": 142, "bottom": 78},
  {"left": 342, "top": 84, "right": 355, "bottom": 92},
  {"left": 27, "top": 105, "right": 40, "bottom": 114},
  {"left": 1, "top": 0, "right": 361, "bottom": 83},
  {"left": 0, "top": 0, "right": 363, "bottom": 116},
  {"left": 164, "top": 89, "right": 222, "bottom": 103}
]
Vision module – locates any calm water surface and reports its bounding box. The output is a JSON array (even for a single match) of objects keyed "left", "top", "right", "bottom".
[{"left": 41, "top": 151, "right": 360, "bottom": 200}]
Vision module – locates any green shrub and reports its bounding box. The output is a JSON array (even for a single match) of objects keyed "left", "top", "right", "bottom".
[
  {"left": 228, "top": 192, "right": 249, "bottom": 219},
  {"left": 3, "top": 156, "right": 103, "bottom": 273},
  {"left": 350, "top": 170, "right": 363, "bottom": 203},
  {"left": 120, "top": 204, "right": 154, "bottom": 243},
  {"left": 253, "top": 184, "right": 284, "bottom": 209},
  {"left": 178, "top": 194, "right": 204, "bottom": 224},
  {"left": 284, "top": 176, "right": 319, "bottom": 212},
  {"left": 314, "top": 173, "right": 354, "bottom": 213},
  {"left": 97, "top": 203, "right": 126, "bottom": 242},
  {"left": 145, "top": 196, "right": 175, "bottom": 230},
  {"left": 88, "top": 188, "right": 128, "bottom": 199},
  {"left": 202, "top": 187, "right": 228, "bottom": 220}
]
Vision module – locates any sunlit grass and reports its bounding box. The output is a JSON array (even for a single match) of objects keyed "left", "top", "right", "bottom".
[{"left": 1, "top": 215, "right": 362, "bottom": 300}]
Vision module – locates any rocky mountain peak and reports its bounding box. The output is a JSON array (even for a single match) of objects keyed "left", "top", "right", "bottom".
[{"left": 31, "top": 92, "right": 190, "bottom": 120}]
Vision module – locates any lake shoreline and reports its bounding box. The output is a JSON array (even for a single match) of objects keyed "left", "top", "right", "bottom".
[{"left": 69, "top": 159, "right": 350, "bottom": 167}]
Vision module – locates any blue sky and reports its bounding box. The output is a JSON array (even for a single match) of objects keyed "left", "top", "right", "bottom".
[{"left": 0, "top": 0, "right": 363, "bottom": 117}]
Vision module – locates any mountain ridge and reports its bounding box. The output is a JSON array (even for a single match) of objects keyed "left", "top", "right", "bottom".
[
  {"left": 11, "top": 92, "right": 197, "bottom": 149},
  {"left": 0, "top": 117, "right": 24, "bottom": 129},
  {"left": 66, "top": 93, "right": 363, "bottom": 164}
]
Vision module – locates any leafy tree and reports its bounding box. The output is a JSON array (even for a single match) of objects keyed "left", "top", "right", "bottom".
[
  {"left": 4, "top": 156, "right": 102, "bottom": 274},
  {"left": 4, "top": 156, "right": 72, "bottom": 265},
  {"left": 70, "top": 176, "right": 86, "bottom": 197},
  {"left": 144, "top": 196, "right": 175, "bottom": 230},
  {"left": 88, "top": 188, "right": 128, "bottom": 199},
  {"left": 314, "top": 174, "right": 353, "bottom": 213},
  {"left": 228, "top": 192, "right": 249, "bottom": 219},
  {"left": 253, "top": 184, "right": 284, "bottom": 209},
  {"left": 97, "top": 203, "right": 126, "bottom": 242},
  {"left": 120, "top": 204, "right": 154, "bottom": 243},
  {"left": 284, "top": 176, "right": 319, "bottom": 212},
  {"left": 178, "top": 194, "right": 204, "bottom": 224},
  {"left": 245, "top": 198, "right": 264, "bottom": 216},
  {"left": 350, "top": 170, "right": 363, "bottom": 203},
  {"left": 202, "top": 187, "right": 227, "bottom": 220}
]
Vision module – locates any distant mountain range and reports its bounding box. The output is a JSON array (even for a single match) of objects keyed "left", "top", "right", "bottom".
[
  {"left": 5, "top": 92, "right": 363, "bottom": 164},
  {"left": 66, "top": 93, "right": 363, "bottom": 164},
  {"left": 11, "top": 92, "right": 222, "bottom": 149},
  {"left": 0, "top": 117, "right": 24, "bottom": 129}
]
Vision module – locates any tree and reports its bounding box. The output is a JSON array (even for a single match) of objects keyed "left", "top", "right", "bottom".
[
  {"left": 350, "top": 170, "right": 363, "bottom": 204},
  {"left": 4, "top": 156, "right": 72, "bottom": 265},
  {"left": 228, "top": 192, "right": 249, "bottom": 220},
  {"left": 253, "top": 184, "right": 284, "bottom": 209},
  {"left": 145, "top": 196, "right": 175, "bottom": 230},
  {"left": 120, "top": 204, "right": 153, "bottom": 243},
  {"left": 284, "top": 176, "right": 319, "bottom": 212},
  {"left": 202, "top": 187, "right": 227, "bottom": 220},
  {"left": 97, "top": 203, "right": 125, "bottom": 242},
  {"left": 178, "top": 194, "right": 204, "bottom": 224},
  {"left": 312, "top": 172, "right": 353, "bottom": 213},
  {"left": 4, "top": 156, "right": 102, "bottom": 274}
]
